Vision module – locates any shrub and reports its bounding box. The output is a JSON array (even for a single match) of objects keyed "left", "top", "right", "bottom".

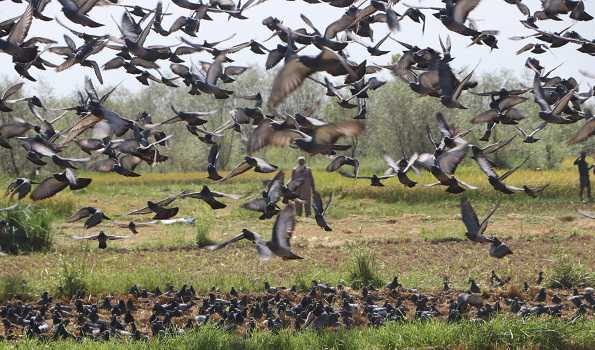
[
  {"left": 347, "top": 248, "right": 384, "bottom": 289},
  {"left": 548, "top": 255, "right": 593, "bottom": 289},
  {"left": 0, "top": 204, "right": 53, "bottom": 254},
  {"left": 0, "top": 275, "right": 32, "bottom": 302}
]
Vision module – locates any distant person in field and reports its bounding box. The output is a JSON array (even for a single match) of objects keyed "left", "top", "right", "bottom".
[
  {"left": 574, "top": 151, "right": 593, "bottom": 202},
  {"left": 291, "top": 156, "right": 315, "bottom": 217}
]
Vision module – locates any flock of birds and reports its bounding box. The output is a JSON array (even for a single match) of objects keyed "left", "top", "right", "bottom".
[
  {"left": 0, "top": 0, "right": 594, "bottom": 340},
  {"left": 1, "top": 275, "right": 594, "bottom": 340}
]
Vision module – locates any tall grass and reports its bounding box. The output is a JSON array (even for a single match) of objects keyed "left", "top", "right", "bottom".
[
  {"left": 548, "top": 254, "right": 594, "bottom": 289},
  {"left": 6, "top": 317, "right": 595, "bottom": 349},
  {"left": 347, "top": 247, "right": 384, "bottom": 289},
  {"left": 0, "top": 274, "right": 32, "bottom": 302},
  {"left": 0, "top": 204, "right": 54, "bottom": 254},
  {"left": 55, "top": 255, "right": 89, "bottom": 298}
]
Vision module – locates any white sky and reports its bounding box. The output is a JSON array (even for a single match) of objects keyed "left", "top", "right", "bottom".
[{"left": 1, "top": 0, "right": 594, "bottom": 95}]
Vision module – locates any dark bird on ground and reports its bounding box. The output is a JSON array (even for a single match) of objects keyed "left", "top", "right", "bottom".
[
  {"left": 66, "top": 207, "right": 110, "bottom": 229},
  {"left": 312, "top": 191, "right": 332, "bottom": 232},
  {"left": 72, "top": 231, "right": 128, "bottom": 249},
  {"left": 460, "top": 197, "right": 499, "bottom": 243},
  {"left": 489, "top": 237, "right": 513, "bottom": 259}
]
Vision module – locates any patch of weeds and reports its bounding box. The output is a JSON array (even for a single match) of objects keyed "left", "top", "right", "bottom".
[
  {"left": 56, "top": 256, "right": 89, "bottom": 298},
  {"left": 547, "top": 255, "right": 593, "bottom": 289},
  {"left": 0, "top": 274, "right": 32, "bottom": 302},
  {"left": 347, "top": 248, "right": 384, "bottom": 289},
  {"left": 0, "top": 204, "right": 53, "bottom": 254},
  {"left": 196, "top": 217, "right": 215, "bottom": 247}
]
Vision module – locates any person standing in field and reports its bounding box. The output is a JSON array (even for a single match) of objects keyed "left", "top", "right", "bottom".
[
  {"left": 291, "top": 156, "right": 315, "bottom": 217},
  {"left": 574, "top": 151, "right": 593, "bottom": 202}
]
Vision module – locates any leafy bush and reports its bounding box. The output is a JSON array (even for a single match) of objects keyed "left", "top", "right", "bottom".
[
  {"left": 0, "top": 274, "right": 32, "bottom": 302},
  {"left": 347, "top": 248, "right": 384, "bottom": 289},
  {"left": 0, "top": 204, "right": 53, "bottom": 254},
  {"left": 548, "top": 255, "right": 593, "bottom": 289}
]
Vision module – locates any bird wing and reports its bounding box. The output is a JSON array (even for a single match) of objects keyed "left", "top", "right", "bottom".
[
  {"left": 208, "top": 143, "right": 220, "bottom": 165},
  {"left": 106, "top": 234, "right": 129, "bottom": 240},
  {"left": 577, "top": 209, "right": 595, "bottom": 219},
  {"left": 253, "top": 157, "right": 278, "bottom": 172},
  {"left": 326, "top": 156, "right": 347, "bottom": 172},
  {"left": 311, "top": 190, "right": 323, "bottom": 214},
  {"left": 271, "top": 203, "right": 296, "bottom": 251},
  {"left": 136, "top": 12, "right": 156, "bottom": 47},
  {"left": 533, "top": 73, "right": 552, "bottom": 113},
  {"left": 460, "top": 197, "right": 480, "bottom": 235},
  {"left": 66, "top": 207, "right": 95, "bottom": 223},
  {"left": 568, "top": 118, "right": 595, "bottom": 144},
  {"left": 268, "top": 57, "right": 313, "bottom": 109},
  {"left": 313, "top": 120, "right": 365, "bottom": 145},
  {"left": 551, "top": 88, "right": 576, "bottom": 116},
  {"left": 205, "top": 231, "right": 251, "bottom": 251},
  {"left": 8, "top": 5, "right": 33, "bottom": 45},
  {"left": 435, "top": 112, "right": 455, "bottom": 138},
  {"left": 72, "top": 234, "right": 99, "bottom": 240},
  {"left": 438, "top": 144, "right": 468, "bottom": 176},
  {"left": 77, "top": 0, "right": 101, "bottom": 15},
  {"left": 30, "top": 177, "right": 68, "bottom": 201},
  {"left": 473, "top": 149, "right": 498, "bottom": 178},
  {"left": 1, "top": 82, "right": 24, "bottom": 101},
  {"left": 478, "top": 201, "right": 500, "bottom": 235},
  {"left": 453, "top": 0, "right": 481, "bottom": 24},
  {"left": 218, "top": 160, "right": 252, "bottom": 182},
  {"left": 499, "top": 157, "right": 529, "bottom": 181},
  {"left": 60, "top": 113, "right": 103, "bottom": 146}
]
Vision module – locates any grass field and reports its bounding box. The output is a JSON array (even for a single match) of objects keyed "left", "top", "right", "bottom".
[{"left": 0, "top": 162, "right": 594, "bottom": 349}]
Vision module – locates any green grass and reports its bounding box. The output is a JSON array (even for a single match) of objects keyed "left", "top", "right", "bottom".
[
  {"left": 2, "top": 318, "right": 594, "bottom": 350},
  {"left": 0, "top": 203, "right": 55, "bottom": 254}
]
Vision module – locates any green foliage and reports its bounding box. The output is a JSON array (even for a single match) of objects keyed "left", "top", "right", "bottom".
[
  {"left": 347, "top": 247, "right": 384, "bottom": 289},
  {"left": 0, "top": 204, "right": 53, "bottom": 254},
  {"left": 56, "top": 256, "right": 89, "bottom": 298},
  {"left": 0, "top": 274, "right": 32, "bottom": 302},
  {"left": 6, "top": 318, "right": 595, "bottom": 349},
  {"left": 547, "top": 255, "right": 594, "bottom": 289},
  {"left": 195, "top": 212, "right": 215, "bottom": 247}
]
